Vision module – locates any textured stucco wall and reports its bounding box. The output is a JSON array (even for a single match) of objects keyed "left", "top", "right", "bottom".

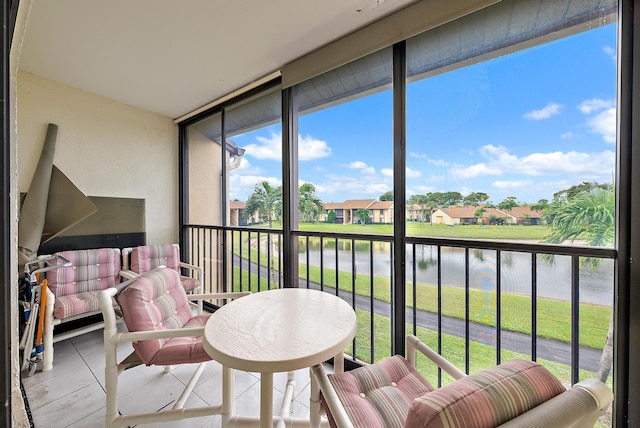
[
  {"left": 17, "top": 71, "right": 178, "bottom": 244},
  {"left": 10, "top": 0, "right": 32, "bottom": 426}
]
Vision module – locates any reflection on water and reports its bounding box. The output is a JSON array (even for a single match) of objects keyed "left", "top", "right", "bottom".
[{"left": 298, "top": 240, "right": 613, "bottom": 306}]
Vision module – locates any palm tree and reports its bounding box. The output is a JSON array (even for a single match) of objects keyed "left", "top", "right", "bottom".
[
  {"left": 243, "top": 181, "right": 282, "bottom": 228},
  {"left": 298, "top": 183, "right": 323, "bottom": 222},
  {"left": 542, "top": 187, "right": 614, "bottom": 382},
  {"left": 243, "top": 181, "right": 283, "bottom": 284},
  {"left": 474, "top": 207, "right": 486, "bottom": 224},
  {"left": 355, "top": 208, "right": 369, "bottom": 225}
]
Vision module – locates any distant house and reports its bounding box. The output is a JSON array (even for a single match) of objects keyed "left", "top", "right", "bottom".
[
  {"left": 407, "top": 204, "right": 430, "bottom": 222},
  {"left": 321, "top": 199, "right": 394, "bottom": 224},
  {"left": 369, "top": 200, "right": 394, "bottom": 223},
  {"left": 431, "top": 205, "right": 541, "bottom": 225},
  {"left": 509, "top": 206, "right": 542, "bottom": 225}
]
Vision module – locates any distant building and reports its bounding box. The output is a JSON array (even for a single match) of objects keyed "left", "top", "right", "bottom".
[
  {"left": 430, "top": 205, "right": 541, "bottom": 225},
  {"left": 321, "top": 199, "right": 394, "bottom": 224}
]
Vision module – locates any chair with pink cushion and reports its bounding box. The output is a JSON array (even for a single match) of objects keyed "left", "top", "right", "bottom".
[
  {"left": 42, "top": 247, "right": 123, "bottom": 371},
  {"left": 98, "top": 266, "right": 249, "bottom": 428},
  {"left": 312, "top": 334, "right": 613, "bottom": 428},
  {"left": 121, "top": 244, "right": 203, "bottom": 313}
]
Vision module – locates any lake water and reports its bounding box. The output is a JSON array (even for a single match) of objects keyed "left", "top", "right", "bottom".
[{"left": 299, "top": 241, "right": 613, "bottom": 306}]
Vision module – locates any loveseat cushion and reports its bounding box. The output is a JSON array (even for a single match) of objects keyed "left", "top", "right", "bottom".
[
  {"left": 46, "top": 248, "right": 121, "bottom": 297},
  {"left": 323, "top": 355, "right": 436, "bottom": 428},
  {"left": 53, "top": 290, "right": 102, "bottom": 319},
  {"left": 405, "top": 359, "right": 566, "bottom": 428}
]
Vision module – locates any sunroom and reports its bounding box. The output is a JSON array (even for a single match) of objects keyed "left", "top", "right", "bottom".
[{"left": 3, "top": 0, "right": 639, "bottom": 427}]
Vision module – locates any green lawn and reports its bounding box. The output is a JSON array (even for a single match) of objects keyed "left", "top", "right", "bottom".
[
  {"left": 229, "top": 222, "right": 610, "bottom": 371},
  {"left": 293, "top": 221, "right": 549, "bottom": 240}
]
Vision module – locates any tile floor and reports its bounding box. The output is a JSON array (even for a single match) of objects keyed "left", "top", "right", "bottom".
[{"left": 21, "top": 328, "right": 323, "bottom": 427}]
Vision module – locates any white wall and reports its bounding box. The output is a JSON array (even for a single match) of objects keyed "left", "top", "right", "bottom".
[{"left": 17, "top": 71, "right": 179, "bottom": 244}]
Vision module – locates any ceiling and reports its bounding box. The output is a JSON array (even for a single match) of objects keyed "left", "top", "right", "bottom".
[{"left": 18, "top": 0, "right": 418, "bottom": 119}]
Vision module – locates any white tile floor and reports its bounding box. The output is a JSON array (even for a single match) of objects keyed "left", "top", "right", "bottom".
[{"left": 21, "top": 328, "right": 321, "bottom": 427}]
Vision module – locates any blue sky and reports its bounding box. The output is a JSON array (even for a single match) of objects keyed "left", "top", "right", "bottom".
[{"left": 230, "top": 23, "right": 617, "bottom": 206}]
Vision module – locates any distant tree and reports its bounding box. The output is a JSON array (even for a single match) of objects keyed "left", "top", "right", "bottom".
[
  {"left": 552, "top": 182, "right": 612, "bottom": 203},
  {"left": 464, "top": 192, "right": 490, "bottom": 206},
  {"left": 442, "top": 191, "right": 463, "bottom": 206},
  {"left": 408, "top": 194, "right": 429, "bottom": 222},
  {"left": 531, "top": 199, "right": 549, "bottom": 214},
  {"left": 474, "top": 207, "right": 486, "bottom": 224},
  {"left": 355, "top": 208, "right": 370, "bottom": 225},
  {"left": 243, "top": 181, "right": 282, "bottom": 228},
  {"left": 298, "top": 183, "right": 323, "bottom": 222},
  {"left": 379, "top": 191, "right": 394, "bottom": 201},
  {"left": 327, "top": 210, "right": 336, "bottom": 223},
  {"left": 498, "top": 196, "right": 518, "bottom": 223},
  {"left": 426, "top": 192, "right": 445, "bottom": 206}
]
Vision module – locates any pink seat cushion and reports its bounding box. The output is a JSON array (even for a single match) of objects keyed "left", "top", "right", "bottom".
[
  {"left": 116, "top": 267, "right": 210, "bottom": 366},
  {"left": 46, "top": 248, "right": 121, "bottom": 319},
  {"left": 53, "top": 291, "right": 102, "bottom": 319},
  {"left": 129, "top": 244, "right": 200, "bottom": 292},
  {"left": 405, "top": 359, "right": 566, "bottom": 428},
  {"left": 323, "top": 355, "right": 436, "bottom": 428}
]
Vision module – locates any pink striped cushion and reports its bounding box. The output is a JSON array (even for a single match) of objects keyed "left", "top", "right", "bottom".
[
  {"left": 116, "top": 268, "right": 210, "bottom": 366},
  {"left": 130, "top": 244, "right": 181, "bottom": 272},
  {"left": 405, "top": 359, "right": 566, "bottom": 428},
  {"left": 148, "top": 314, "right": 211, "bottom": 365},
  {"left": 53, "top": 291, "right": 102, "bottom": 319},
  {"left": 46, "top": 248, "right": 121, "bottom": 319},
  {"left": 130, "top": 244, "right": 200, "bottom": 292},
  {"left": 323, "top": 356, "right": 435, "bottom": 428},
  {"left": 47, "top": 248, "right": 121, "bottom": 297}
]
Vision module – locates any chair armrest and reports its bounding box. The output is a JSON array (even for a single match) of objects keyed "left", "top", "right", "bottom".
[
  {"left": 179, "top": 262, "right": 203, "bottom": 278},
  {"left": 189, "top": 291, "right": 251, "bottom": 301},
  {"left": 311, "top": 364, "right": 355, "bottom": 428},
  {"left": 407, "top": 334, "right": 466, "bottom": 380},
  {"left": 117, "top": 327, "right": 205, "bottom": 343},
  {"left": 497, "top": 378, "right": 613, "bottom": 428}
]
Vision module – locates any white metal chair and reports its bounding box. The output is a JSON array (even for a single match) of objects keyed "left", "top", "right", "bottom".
[
  {"left": 312, "top": 335, "right": 613, "bottom": 428},
  {"left": 98, "top": 266, "right": 249, "bottom": 428}
]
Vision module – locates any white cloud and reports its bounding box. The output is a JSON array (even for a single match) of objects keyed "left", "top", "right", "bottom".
[
  {"left": 578, "top": 98, "right": 615, "bottom": 114},
  {"left": 577, "top": 99, "right": 616, "bottom": 143},
  {"left": 450, "top": 144, "right": 615, "bottom": 179},
  {"left": 493, "top": 180, "right": 533, "bottom": 189},
  {"left": 349, "top": 161, "right": 368, "bottom": 169},
  {"left": 244, "top": 132, "right": 331, "bottom": 161},
  {"left": 348, "top": 160, "right": 376, "bottom": 175},
  {"left": 409, "top": 152, "right": 427, "bottom": 159},
  {"left": 587, "top": 108, "right": 616, "bottom": 144},
  {"left": 299, "top": 134, "right": 332, "bottom": 160},
  {"left": 451, "top": 163, "right": 502, "bottom": 179},
  {"left": 381, "top": 168, "right": 393, "bottom": 177},
  {"left": 523, "top": 103, "right": 563, "bottom": 120},
  {"left": 315, "top": 174, "right": 390, "bottom": 199},
  {"left": 229, "top": 173, "right": 281, "bottom": 200}
]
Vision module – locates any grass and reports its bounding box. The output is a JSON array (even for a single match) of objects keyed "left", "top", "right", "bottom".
[
  {"left": 294, "top": 221, "right": 549, "bottom": 240},
  {"left": 230, "top": 227, "right": 610, "bottom": 349}
]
